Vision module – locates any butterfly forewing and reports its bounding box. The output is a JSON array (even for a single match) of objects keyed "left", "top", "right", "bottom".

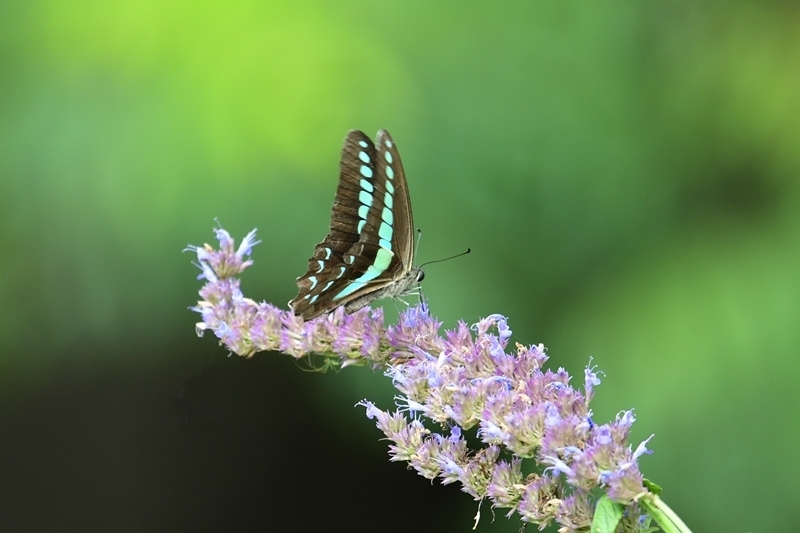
[{"left": 289, "top": 130, "right": 418, "bottom": 320}]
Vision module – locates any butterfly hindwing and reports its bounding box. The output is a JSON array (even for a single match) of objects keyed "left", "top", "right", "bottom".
[{"left": 289, "top": 129, "right": 421, "bottom": 320}]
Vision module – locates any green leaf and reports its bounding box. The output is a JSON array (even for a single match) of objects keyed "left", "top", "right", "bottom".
[
  {"left": 592, "top": 496, "right": 624, "bottom": 533},
  {"left": 643, "top": 478, "right": 663, "bottom": 495}
]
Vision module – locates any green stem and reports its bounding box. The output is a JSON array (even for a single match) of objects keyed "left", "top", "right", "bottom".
[{"left": 640, "top": 494, "right": 693, "bottom": 533}]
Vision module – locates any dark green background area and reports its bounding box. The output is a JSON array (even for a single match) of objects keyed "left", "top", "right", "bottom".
[{"left": 1, "top": 1, "right": 798, "bottom": 531}]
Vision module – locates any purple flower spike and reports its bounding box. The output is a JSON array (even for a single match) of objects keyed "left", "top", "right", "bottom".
[
  {"left": 188, "top": 226, "right": 656, "bottom": 531},
  {"left": 187, "top": 227, "right": 260, "bottom": 281}
]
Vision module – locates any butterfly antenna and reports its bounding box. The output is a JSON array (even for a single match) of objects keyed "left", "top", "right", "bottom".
[
  {"left": 413, "top": 229, "right": 427, "bottom": 306},
  {"left": 415, "top": 245, "right": 468, "bottom": 308},
  {"left": 419, "top": 248, "right": 471, "bottom": 269},
  {"left": 414, "top": 228, "right": 423, "bottom": 265}
]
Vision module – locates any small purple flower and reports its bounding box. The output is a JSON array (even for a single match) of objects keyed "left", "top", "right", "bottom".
[
  {"left": 187, "top": 227, "right": 260, "bottom": 281},
  {"left": 555, "top": 490, "right": 593, "bottom": 531},
  {"left": 486, "top": 457, "right": 524, "bottom": 510},
  {"left": 606, "top": 462, "right": 647, "bottom": 502},
  {"left": 543, "top": 455, "right": 574, "bottom": 478},
  {"left": 584, "top": 358, "right": 604, "bottom": 403},
  {"left": 633, "top": 435, "right": 654, "bottom": 461},
  {"left": 517, "top": 474, "right": 560, "bottom": 525}
]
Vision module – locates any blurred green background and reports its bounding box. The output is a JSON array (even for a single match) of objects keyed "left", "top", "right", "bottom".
[{"left": 2, "top": 1, "right": 799, "bottom": 531}]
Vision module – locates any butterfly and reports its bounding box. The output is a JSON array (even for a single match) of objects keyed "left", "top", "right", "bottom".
[{"left": 289, "top": 129, "right": 424, "bottom": 321}]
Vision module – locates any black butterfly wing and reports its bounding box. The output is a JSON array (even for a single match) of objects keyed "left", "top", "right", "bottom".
[{"left": 289, "top": 130, "right": 414, "bottom": 320}]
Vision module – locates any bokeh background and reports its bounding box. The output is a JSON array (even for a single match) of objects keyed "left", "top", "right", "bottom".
[{"left": 1, "top": 1, "right": 798, "bottom": 531}]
